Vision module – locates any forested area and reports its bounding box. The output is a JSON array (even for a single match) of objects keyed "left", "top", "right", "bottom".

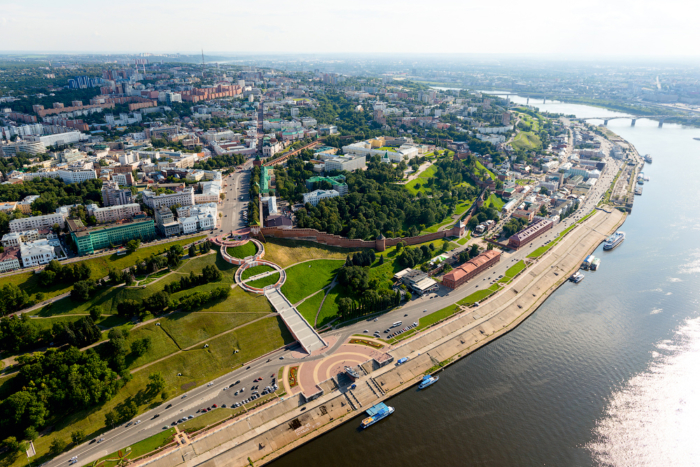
[
  {"left": 193, "top": 153, "right": 245, "bottom": 170},
  {"left": 290, "top": 154, "right": 481, "bottom": 239},
  {"left": 0, "top": 178, "right": 103, "bottom": 214},
  {"left": 0, "top": 346, "right": 121, "bottom": 442}
]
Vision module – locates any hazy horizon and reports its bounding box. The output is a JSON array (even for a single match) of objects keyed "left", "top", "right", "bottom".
[{"left": 1, "top": 0, "right": 698, "bottom": 57}]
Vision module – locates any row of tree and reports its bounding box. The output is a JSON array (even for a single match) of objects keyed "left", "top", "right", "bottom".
[
  {"left": 179, "top": 287, "right": 231, "bottom": 312},
  {"left": 40, "top": 259, "right": 92, "bottom": 287},
  {"left": 337, "top": 289, "right": 402, "bottom": 320},
  {"left": 163, "top": 265, "right": 223, "bottom": 294}
]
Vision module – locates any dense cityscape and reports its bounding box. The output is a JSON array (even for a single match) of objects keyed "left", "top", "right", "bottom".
[{"left": 0, "top": 16, "right": 698, "bottom": 467}]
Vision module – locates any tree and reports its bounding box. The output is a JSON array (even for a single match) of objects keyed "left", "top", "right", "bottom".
[
  {"left": 70, "top": 430, "right": 85, "bottom": 444},
  {"left": 2, "top": 436, "right": 21, "bottom": 454},
  {"left": 89, "top": 306, "right": 103, "bottom": 322},
  {"left": 105, "top": 410, "right": 118, "bottom": 428},
  {"left": 49, "top": 438, "right": 67, "bottom": 456},
  {"left": 25, "top": 427, "right": 38, "bottom": 442},
  {"left": 126, "top": 239, "right": 141, "bottom": 253},
  {"left": 188, "top": 244, "right": 197, "bottom": 257},
  {"left": 147, "top": 372, "right": 166, "bottom": 395},
  {"left": 71, "top": 280, "right": 96, "bottom": 301},
  {"left": 131, "top": 337, "right": 152, "bottom": 357}
]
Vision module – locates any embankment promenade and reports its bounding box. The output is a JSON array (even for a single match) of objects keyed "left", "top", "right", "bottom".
[{"left": 131, "top": 206, "right": 625, "bottom": 467}]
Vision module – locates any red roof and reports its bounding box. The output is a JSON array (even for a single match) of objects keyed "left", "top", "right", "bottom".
[{"left": 444, "top": 250, "right": 501, "bottom": 282}]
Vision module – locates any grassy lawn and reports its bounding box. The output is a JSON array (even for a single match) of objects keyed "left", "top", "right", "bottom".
[
  {"left": 483, "top": 193, "right": 505, "bottom": 211},
  {"left": 422, "top": 199, "right": 472, "bottom": 234},
  {"left": 281, "top": 259, "right": 343, "bottom": 304},
  {"left": 241, "top": 265, "right": 275, "bottom": 280},
  {"left": 475, "top": 161, "right": 497, "bottom": 180},
  {"left": 316, "top": 284, "right": 345, "bottom": 328},
  {"left": 246, "top": 273, "right": 280, "bottom": 288},
  {"left": 390, "top": 304, "right": 461, "bottom": 343},
  {"left": 297, "top": 291, "right": 326, "bottom": 326},
  {"left": 263, "top": 238, "right": 361, "bottom": 268},
  {"left": 157, "top": 311, "right": 268, "bottom": 350},
  {"left": 15, "top": 317, "right": 293, "bottom": 466},
  {"left": 0, "top": 236, "right": 206, "bottom": 304},
  {"left": 457, "top": 284, "right": 501, "bottom": 306},
  {"left": 178, "top": 407, "right": 243, "bottom": 433},
  {"left": 457, "top": 232, "right": 472, "bottom": 246},
  {"left": 516, "top": 179, "right": 535, "bottom": 186},
  {"left": 226, "top": 241, "right": 258, "bottom": 259},
  {"left": 405, "top": 164, "right": 437, "bottom": 195},
  {"left": 512, "top": 131, "right": 542, "bottom": 151},
  {"left": 499, "top": 261, "right": 526, "bottom": 284},
  {"left": 378, "top": 146, "right": 397, "bottom": 152},
  {"left": 98, "top": 428, "right": 176, "bottom": 466}
]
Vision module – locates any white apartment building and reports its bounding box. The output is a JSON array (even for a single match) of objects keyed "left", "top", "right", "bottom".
[
  {"left": 20, "top": 239, "right": 56, "bottom": 267},
  {"left": 142, "top": 187, "right": 195, "bottom": 209},
  {"left": 86, "top": 203, "right": 141, "bottom": 223},
  {"left": 324, "top": 155, "right": 367, "bottom": 172},
  {"left": 59, "top": 168, "right": 97, "bottom": 184},
  {"left": 303, "top": 189, "right": 340, "bottom": 206},
  {"left": 10, "top": 212, "right": 65, "bottom": 233}
]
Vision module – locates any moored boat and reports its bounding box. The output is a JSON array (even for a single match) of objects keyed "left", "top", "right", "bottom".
[
  {"left": 603, "top": 231, "right": 625, "bottom": 251},
  {"left": 418, "top": 374, "right": 439, "bottom": 390},
  {"left": 361, "top": 402, "right": 394, "bottom": 429}
]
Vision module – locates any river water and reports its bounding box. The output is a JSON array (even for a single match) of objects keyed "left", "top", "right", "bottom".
[{"left": 269, "top": 98, "right": 700, "bottom": 467}]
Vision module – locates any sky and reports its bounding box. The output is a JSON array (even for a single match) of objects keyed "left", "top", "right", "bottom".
[{"left": 1, "top": 0, "right": 699, "bottom": 57}]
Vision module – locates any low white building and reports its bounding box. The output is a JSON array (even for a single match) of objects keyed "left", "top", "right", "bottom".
[
  {"left": 1, "top": 230, "right": 39, "bottom": 248},
  {"left": 20, "top": 239, "right": 56, "bottom": 267},
  {"left": 323, "top": 155, "right": 366, "bottom": 172},
  {"left": 176, "top": 203, "right": 217, "bottom": 233},
  {"left": 303, "top": 189, "right": 340, "bottom": 206},
  {"left": 195, "top": 181, "right": 222, "bottom": 204}
]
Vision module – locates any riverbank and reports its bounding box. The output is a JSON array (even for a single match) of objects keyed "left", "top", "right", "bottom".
[{"left": 128, "top": 206, "right": 625, "bottom": 467}]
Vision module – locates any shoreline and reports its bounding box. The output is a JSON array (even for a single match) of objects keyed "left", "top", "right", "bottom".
[{"left": 130, "top": 206, "right": 626, "bottom": 467}]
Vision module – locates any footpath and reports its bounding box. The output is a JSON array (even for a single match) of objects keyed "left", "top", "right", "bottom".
[{"left": 128, "top": 206, "right": 625, "bottom": 467}]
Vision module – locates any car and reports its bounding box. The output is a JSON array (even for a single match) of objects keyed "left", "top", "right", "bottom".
[
  {"left": 240, "top": 387, "right": 245, "bottom": 392},
  {"left": 162, "top": 426, "right": 169, "bottom": 430},
  {"left": 182, "top": 395, "right": 187, "bottom": 399},
  {"left": 424, "top": 309, "right": 427, "bottom": 313},
  {"left": 222, "top": 404, "right": 227, "bottom": 408},
  {"left": 126, "top": 422, "right": 133, "bottom": 427},
  {"left": 89, "top": 439, "right": 97, "bottom": 444},
  {"left": 97, "top": 438, "right": 105, "bottom": 443},
  {"left": 188, "top": 415, "right": 194, "bottom": 419},
  {"left": 152, "top": 414, "right": 160, "bottom": 419},
  {"left": 212, "top": 404, "right": 218, "bottom": 408},
  {"left": 279, "top": 356, "right": 284, "bottom": 360},
  {"left": 363, "top": 329, "right": 369, "bottom": 333},
  {"left": 135, "top": 420, "right": 141, "bottom": 425}
]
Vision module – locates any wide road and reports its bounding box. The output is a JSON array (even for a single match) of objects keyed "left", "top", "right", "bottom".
[
  {"left": 57, "top": 145, "right": 625, "bottom": 467},
  {"left": 218, "top": 158, "right": 256, "bottom": 234}
]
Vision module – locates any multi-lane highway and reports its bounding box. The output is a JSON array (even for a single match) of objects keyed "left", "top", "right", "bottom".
[{"left": 54, "top": 127, "right": 626, "bottom": 467}]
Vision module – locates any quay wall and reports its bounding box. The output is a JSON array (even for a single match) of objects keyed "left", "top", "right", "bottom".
[{"left": 131, "top": 207, "right": 625, "bottom": 467}]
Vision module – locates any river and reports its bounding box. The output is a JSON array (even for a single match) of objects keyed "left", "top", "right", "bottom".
[{"left": 268, "top": 98, "right": 700, "bottom": 467}]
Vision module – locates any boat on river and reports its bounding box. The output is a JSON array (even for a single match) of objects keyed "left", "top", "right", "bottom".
[
  {"left": 603, "top": 231, "right": 625, "bottom": 251},
  {"left": 361, "top": 402, "right": 394, "bottom": 429},
  {"left": 419, "top": 374, "right": 440, "bottom": 390}
]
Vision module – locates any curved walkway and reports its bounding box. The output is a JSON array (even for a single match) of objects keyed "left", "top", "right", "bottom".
[{"left": 223, "top": 239, "right": 328, "bottom": 354}]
